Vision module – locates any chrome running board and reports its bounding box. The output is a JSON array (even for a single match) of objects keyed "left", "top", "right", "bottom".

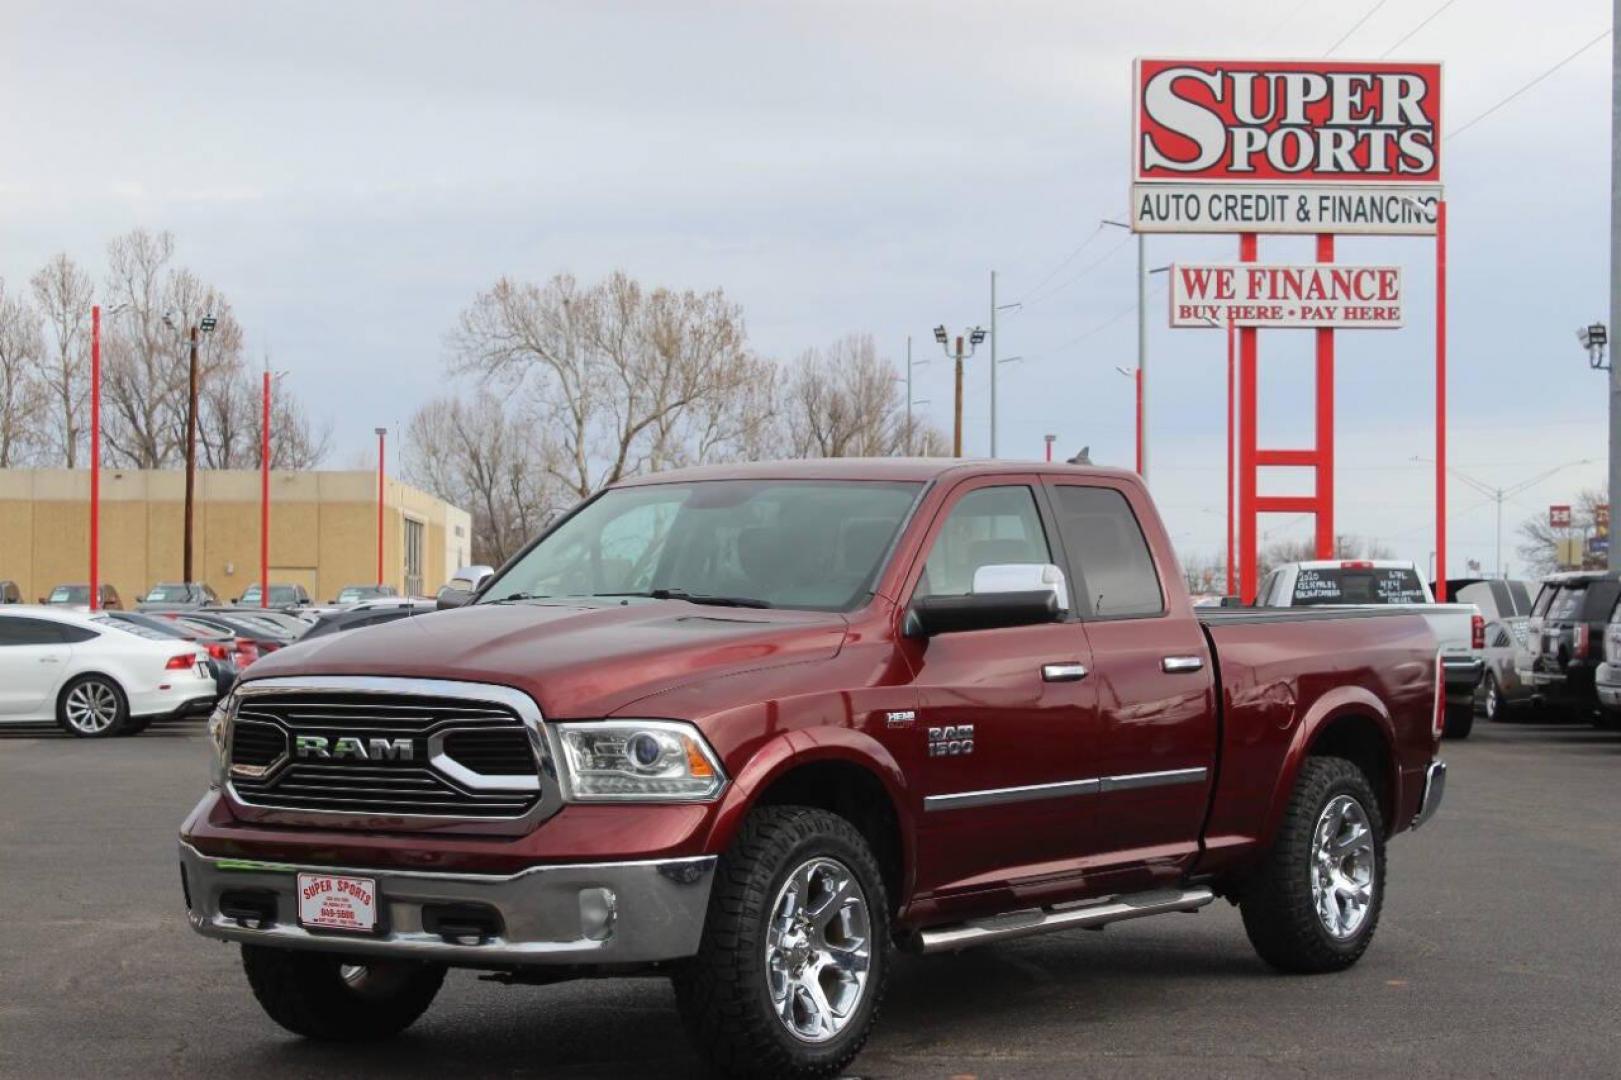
[{"left": 915, "top": 885, "right": 1215, "bottom": 954}]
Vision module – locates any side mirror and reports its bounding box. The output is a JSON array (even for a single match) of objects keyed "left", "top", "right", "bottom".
[
  {"left": 972, "top": 563, "right": 1070, "bottom": 612},
  {"left": 907, "top": 590, "right": 1060, "bottom": 637},
  {"left": 437, "top": 588, "right": 472, "bottom": 611}
]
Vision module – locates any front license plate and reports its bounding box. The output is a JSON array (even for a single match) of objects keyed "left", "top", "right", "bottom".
[{"left": 297, "top": 873, "right": 378, "bottom": 933}]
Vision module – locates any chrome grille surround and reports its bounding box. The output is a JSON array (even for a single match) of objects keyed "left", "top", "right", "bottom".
[{"left": 223, "top": 676, "right": 563, "bottom": 834}]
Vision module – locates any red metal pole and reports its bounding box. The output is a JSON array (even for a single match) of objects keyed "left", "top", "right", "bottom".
[
  {"left": 89, "top": 306, "right": 101, "bottom": 612},
  {"left": 376, "top": 428, "right": 386, "bottom": 586},
  {"left": 1226, "top": 316, "right": 1235, "bottom": 596},
  {"left": 1134, "top": 367, "right": 1144, "bottom": 475},
  {"left": 1238, "top": 234, "right": 1258, "bottom": 603},
  {"left": 1315, "top": 233, "right": 1336, "bottom": 559},
  {"left": 1435, "top": 201, "right": 1448, "bottom": 601},
  {"left": 261, "top": 371, "right": 270, "bottom": 608}
]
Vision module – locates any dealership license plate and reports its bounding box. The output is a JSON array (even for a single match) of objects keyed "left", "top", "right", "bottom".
[{"left": 297, "top": 873, "right": 378, "bottom": 933}]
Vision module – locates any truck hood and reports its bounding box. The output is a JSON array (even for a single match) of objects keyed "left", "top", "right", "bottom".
[{"left": 241, "top": 600, "right": 849, "bottom": 718}]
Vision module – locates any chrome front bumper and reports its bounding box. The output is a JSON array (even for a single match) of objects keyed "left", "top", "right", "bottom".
[
  {"left": 179, "top": 841, "right": 716, "bottom": 968},
  {"left": 1411, "top": 760, "right": 1447, "bottom": 831}
]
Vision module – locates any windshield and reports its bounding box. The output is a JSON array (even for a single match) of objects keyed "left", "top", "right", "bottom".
[
  {"left": 243, "top": 585, "right": 296, "bottom": 603},
  {"left": 1290, "top": 566, "right": 1427, "bottom": 606},
  {"left": 146, "top": 584, "right": 195, "bottom": 602},
  {"left": 480, "top": 480, "right": 922, "bottom": 612},
  {"left": 48, "top": 586, "right": 87, "bottom": 604}
]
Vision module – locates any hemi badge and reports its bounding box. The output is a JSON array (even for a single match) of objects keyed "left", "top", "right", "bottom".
[{"left": 885, "top": 710, "right": 917, "bottom": 728}]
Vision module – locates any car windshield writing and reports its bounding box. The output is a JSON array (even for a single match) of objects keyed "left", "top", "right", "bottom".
[
  {"left": 1291, "top": 567, "right": 1426, "bottom": 606},
  {"left": 479, "top": 480, "right": 921, "bottom": 612},
  {"left": 147, "top": 586, "right": 193, "bottom": 601},
  {"left": 49, "top": 587, "right": 84, "bottom": 603}
]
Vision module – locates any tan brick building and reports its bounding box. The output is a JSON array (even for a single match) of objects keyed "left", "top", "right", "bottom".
[{"left": 0, "top": 469, "right": 472, "bottom": 605}]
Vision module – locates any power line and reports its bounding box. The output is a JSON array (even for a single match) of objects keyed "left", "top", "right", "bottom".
[
  {"left": 1324, "top": 0, "right": 1389, "bottom": 56},
  {"left": 1035, "top": 277, "right": 1169, "bottom": 358},
  {"left": 1010, "top": 223, "right": 1107, "bottom": 308},
  {"left": 1449, "top": 28, "right": 1611, "bottom": 141},
  {"left": 1378, "top": 0, "right": 1458, "bottom": 58},
  {"left": 1018, "top": 232, "right": 1135, "bottom": 311}
]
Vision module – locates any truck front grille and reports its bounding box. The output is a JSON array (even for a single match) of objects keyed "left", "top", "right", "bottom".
[{"left": 228, "top": 690, "right": 542, "bottom": 819}]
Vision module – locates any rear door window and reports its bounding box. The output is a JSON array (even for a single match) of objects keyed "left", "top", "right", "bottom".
[
  {"left": 1547, "top": 585, "right": 1586, "bottom": 622},
  {"left": 1290, "top": 566, "right": 1426, "bottom": 606},
  {"left": 1531, "top": 585, "right": 1556, "bottom": 618},
  {"left": 1049, "top": 486, "right": 1164, "bottom": 618}
]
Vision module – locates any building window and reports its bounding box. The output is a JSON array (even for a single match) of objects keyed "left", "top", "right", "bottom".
[{"left": 405, "top": 518, "right": 425, "bottom": 596}]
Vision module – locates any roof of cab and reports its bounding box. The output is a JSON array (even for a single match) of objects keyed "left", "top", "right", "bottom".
[{"left": 610, "top": 457, "right": 1141, "bottom": 487}]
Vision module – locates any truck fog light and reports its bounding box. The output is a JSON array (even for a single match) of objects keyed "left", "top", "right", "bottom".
[{"left": 579, "top": 887, "right": 617, "bottom": 941}]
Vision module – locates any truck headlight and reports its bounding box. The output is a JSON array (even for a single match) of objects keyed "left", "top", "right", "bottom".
[
  {"left": 206, "top": 690, "right": 239, "bottom": 789},
  {"left": 555, "top": 720, "right": 726, "bottom": 802}
]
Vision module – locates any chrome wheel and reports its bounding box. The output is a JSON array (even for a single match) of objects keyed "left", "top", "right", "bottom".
[
  {"left": 765, "top": 856, "right": 872, "bottom": 1044},
  {"left": 1485, "top": 677, "right": 1500, "bottom": 721},
  {"left": 64, "top": 680, "right": 120, "bottom": 735},
  {"left": 1310, "top": 794, "right": 1376, "bottom": 939}
]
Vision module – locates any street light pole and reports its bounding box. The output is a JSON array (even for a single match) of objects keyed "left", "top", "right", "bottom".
[{"left": 933, "top": 324, "right": 985, "bottom": 458}]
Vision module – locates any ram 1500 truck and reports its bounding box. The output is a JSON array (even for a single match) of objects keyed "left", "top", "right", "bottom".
[{"left": 181, "top": 460, "right": 1447, "bottom": 1079}]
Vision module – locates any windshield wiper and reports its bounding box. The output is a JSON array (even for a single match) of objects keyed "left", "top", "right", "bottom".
[
  {"left": 482, "top": 592, "right": 553, "bottom": 605},
  {"left": 597, "top": 588, "right": 772, "bottom": 609}
]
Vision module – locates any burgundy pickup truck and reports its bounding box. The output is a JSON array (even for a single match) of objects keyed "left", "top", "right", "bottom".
[{"left": 181, "top": 459, "right": 1446, "bottom": 1078}]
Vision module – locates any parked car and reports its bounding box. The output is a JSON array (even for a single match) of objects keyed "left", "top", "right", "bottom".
[
  {"left": 1477, "top": 617, "right": 1536, "bottom": 722},
  {"left": 0, "top": 580, "right": 21, "bottom": 604},
  {"left": 434, "top": 564, "right": 494, "bottom": 607},
  {"left": 102, "top": 611, "right": 245, "bottom": 699},
  {"left": 298, "top": 598, "right": 436, "bottom": 641},
  {"left": 1449, "top": 578, "right": 1534, "bottom": 624},
  {"left": 235, "top": 583, "right": 312, "bottom": 608},
  {"left": 0, "top": 606, "right": 215, "bottom": 737},
  {"left": 139, "top": 582, "right": 220, "bottom": 610},
  {"left": 1256, "top": 559, "right": 1485, "bottom": 737},
  {"left": 211, "top": 609, "right": 313, "bottom": 640},
  {"left": 182, "top": 459, "right": 1445, "bottom": 1074},
  {"left": 154, "top": 611, "right": 297, "bottom": 656},
  {"left": 330, "top": 584, "right": 398, "bottom": 605},
  {"left": 44, "top": 583, "right": 123, "bottom": 610},
  {"left": 1524, "top": 570, "right": 1621, "bottom": 725}
]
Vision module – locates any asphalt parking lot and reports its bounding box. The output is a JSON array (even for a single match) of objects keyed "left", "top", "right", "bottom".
[{"left": 1, "top": 716, "right": 1617, "bottom": 1080}]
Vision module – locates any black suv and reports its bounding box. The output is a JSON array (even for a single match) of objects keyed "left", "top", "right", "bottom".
[{"left": 1526, "top": 571, "right": 1621, "bottom": 721}]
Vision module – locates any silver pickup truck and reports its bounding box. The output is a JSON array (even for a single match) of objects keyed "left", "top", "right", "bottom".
[{"left": 1256, "top": 559, "right": 1485, "bottom": 737}]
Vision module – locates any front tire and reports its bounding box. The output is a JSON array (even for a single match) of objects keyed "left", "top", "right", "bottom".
[
  {"left": 57, "top": 675, "right": 128, "bottom": 738},
  {"left": 673, "top": 806, "right": 890, "bottom": 1079},
  {"left": 1240, "top": 757, "right": 1386, "bottom": 974},
  {"left": 241, "top": 945, "right": 445, "bottom": 1041}
]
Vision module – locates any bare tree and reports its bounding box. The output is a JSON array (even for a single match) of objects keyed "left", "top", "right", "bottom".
[
  {"left": 0, "top": 279, "right": 45, "bottom": 466},
  {"left": 781, "top": 334, "right": 946, "bottom": 458},
  {"left": 1517, "top": 488, "right": 1607, "bottom": 574},
  {"left": 403, "top": 392, "right": 567, "bottom": 565},
  {"left": 1259, "top": 533, "right": 1395, "bottom": 579},
  {"left": 1179, "top": 550, "right": 1228, "bottom": 597},
  {"left": 196, "top": 358, "right": 332, "bottom": 470},
  {"left": 29, "top": 254, "right": 93, "bottom": 467},
  {"left": 450, "top": 271, "right": 767, "bottom": 498}
]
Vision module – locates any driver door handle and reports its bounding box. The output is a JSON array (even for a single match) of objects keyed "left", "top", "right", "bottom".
[
  {"left": 1162, "top": 655, "right": 1204, "bottom": 673},
  {"left": 1042, "top": 662, "right": 1089, "bottom": 682}
]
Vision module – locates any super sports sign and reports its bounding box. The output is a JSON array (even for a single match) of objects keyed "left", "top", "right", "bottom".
[{"left": 1131, "top": 59, "right": 1442, "bottom": 235}]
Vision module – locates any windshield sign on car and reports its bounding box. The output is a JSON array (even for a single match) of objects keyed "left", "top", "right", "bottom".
[{"left": 1292, "top": 567, "right": 1427, "bottom": 606}]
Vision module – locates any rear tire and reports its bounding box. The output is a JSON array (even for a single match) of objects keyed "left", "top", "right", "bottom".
[
  {"left": 1442, "top": 702, "right": 1474, "bottom": 739},
  {"left": 672, "top": 806, "right": 890, "bottom": 1079},
  {"left": 1482, "top": 675, "right": 1511, "bottom": 723},
  {"left": 56, "top": 675, "right": 128, "bottom": 738},
  {"left": 240, "top": 945, "right": 444, "bottom": 1041},
  {"left": 1240, "top": 757, "right": 1386, "bottom": 974},
  {"left": 119, "top": 715, "right": 153, "bottom": 736}
]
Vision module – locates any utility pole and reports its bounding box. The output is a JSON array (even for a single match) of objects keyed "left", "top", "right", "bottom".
[
  {"left": 183, "top": 324, "right": 199, "bottom": 583},
  {"left": 905, "top": 335, "right": 912, "bottom": 451},
  {"left": 933, "top": 324, "right": 985, "bottom": 458},
  {"left": 989, "top": 271, "right": 1022, "bottom": 458},
  {"left": 1611, "top": 0, "right": 1620, "bottom": 569}
]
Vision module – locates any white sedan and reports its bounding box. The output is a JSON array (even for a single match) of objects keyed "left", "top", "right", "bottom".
[{"left": 0, "top": 607, "right": 218, "bottom": 737}]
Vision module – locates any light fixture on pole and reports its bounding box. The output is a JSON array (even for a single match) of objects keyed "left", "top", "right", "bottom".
[
  {"left": 1044, "top": 433, "right": 1057, "bottom": 463},
  {"left": 934, "top": 324, "right": 986, "bottom": 457},
  {"left": 164, "top": 310, "right": 217, "bottom": 585},
  {"left": 1579, "top": 322, "right": 1609, "bottom": 370}
]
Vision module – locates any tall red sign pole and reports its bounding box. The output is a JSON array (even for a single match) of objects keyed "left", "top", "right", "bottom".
[
  {"left": 1238, "top": 234, "right": 1258, "bottom": 602},
  {"left": 89, "top": 306, "right": 101, "bottom": 612},
  {"left": 375, "top": 427, "right": 387, "bottom": 587},
  {"left": 1435, "top": 200, "right": 1448, "bottom": 600},
  {"left": 1226, "top": 316, "right": 1235, "bottom": 596},
  {"left": 261, "top": 371, "right": 271, "bottom": 608},
  {"left": 1315, "top": 233, "right": 1336, "bottom": 558}
]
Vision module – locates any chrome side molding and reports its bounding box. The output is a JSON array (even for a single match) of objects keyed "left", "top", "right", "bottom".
[
  {"left": 915, "top": 886, "right": 1215, "bottom": 953},
  {"left": 924, "top": 766, "right": 1209, "bottom": 812}
]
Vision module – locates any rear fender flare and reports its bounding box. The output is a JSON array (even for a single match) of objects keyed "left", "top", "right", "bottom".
[
  {"left": 703, "top": 727, "right": 916, "bottom": 902},
  {"left": 1261, "top": 685, "right": 1398, "bottom": 849}
]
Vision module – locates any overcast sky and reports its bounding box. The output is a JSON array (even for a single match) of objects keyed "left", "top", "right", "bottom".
[{"left": 2, "top": 0, "right": 1613, "bottom": 577}]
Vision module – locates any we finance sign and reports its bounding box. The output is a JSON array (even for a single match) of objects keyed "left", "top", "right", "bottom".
[
  {"left": 1131, "top": 59, "right": 1442, "bottom": 235},
  {"left": 1169, "top": 263, "right": 1403, "bottom": 329}
]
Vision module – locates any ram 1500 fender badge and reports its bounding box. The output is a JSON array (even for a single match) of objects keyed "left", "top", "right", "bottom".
[
  {"left": 294, "top": 734, "right": 415, "bottom": 761},
  {"left": 927, "top": 724, "right": 974, "bottom": 757}
]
